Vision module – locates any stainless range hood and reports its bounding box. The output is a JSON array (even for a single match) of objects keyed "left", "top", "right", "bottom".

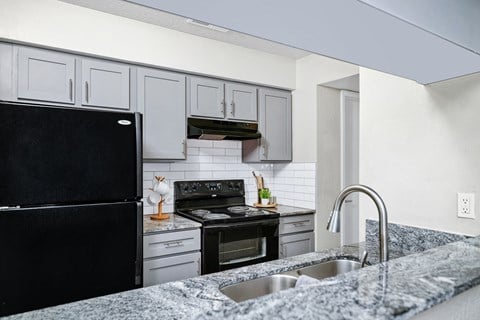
[{"left": 187, "top": 118, "right": 261, "bottom": 140}]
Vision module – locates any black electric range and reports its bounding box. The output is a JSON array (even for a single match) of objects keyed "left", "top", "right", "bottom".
[{"left": 174, "top": 180, "right": 279, "bottom": 274}]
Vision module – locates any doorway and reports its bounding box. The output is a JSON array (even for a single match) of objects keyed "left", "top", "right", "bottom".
[{"left": 340, "top": 90, "right": 359, "bottom": 245}]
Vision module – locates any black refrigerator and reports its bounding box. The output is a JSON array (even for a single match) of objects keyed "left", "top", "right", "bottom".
[{"left": 0, "top": 102, "right": 143, "bottom": 316}]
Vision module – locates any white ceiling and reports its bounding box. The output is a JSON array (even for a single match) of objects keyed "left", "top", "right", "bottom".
[
  {"left": 121, "top": 0, "right": 480, "bottom": 84},
  {"left": 60, "top": 0, "right": 310, "bottom": 60}
]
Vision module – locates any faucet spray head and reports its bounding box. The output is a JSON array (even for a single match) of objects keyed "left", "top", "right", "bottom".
[{"left": 326, "top": 209, "right": 341, "bottom": 233}]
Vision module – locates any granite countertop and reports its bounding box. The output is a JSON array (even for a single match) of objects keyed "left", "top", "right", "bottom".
[
  {"left": 143, "top": 214, "right": 201, "bottom": 234},
  {"left": 266, "top": 204, "right": 315, "bottom": 217},
  {"left": 7, "top": 235, "right": 480, "bottom": 320}
]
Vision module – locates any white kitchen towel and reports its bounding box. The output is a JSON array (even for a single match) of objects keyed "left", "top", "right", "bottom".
[{"left": 295, "top": 275, "right": 320, "bottom": 287}]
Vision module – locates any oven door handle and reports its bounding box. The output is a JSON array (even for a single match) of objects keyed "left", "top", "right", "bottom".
[{"left": 203, "top": 218, "right": 279, "bottom": 230}]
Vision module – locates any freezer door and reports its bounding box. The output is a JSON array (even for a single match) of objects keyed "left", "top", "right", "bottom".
[
  {"left": 0, "top": 202, "right": 143, "bottom": 317},
  {"left": 0, "top": 102, "right": 142, "bottom": 207}
]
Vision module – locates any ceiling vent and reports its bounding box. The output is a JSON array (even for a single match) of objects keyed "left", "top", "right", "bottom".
[{"left": 186, "top": 18, "right": 229, "bottom": 33}]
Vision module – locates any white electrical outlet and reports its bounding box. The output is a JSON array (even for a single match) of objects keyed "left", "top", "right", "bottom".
[{"left": 457, "top": 193, "right": 475, "bottom": 219}]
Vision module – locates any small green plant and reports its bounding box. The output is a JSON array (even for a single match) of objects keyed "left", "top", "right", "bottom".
[{"left": 259, "top": 188, "right": 271, "bottom": 199}]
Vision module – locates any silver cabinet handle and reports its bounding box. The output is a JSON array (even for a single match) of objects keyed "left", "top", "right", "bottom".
[
  {"left": 220, "top": 99, "right": 225, "bottom": 115},
  {"left": 292, "top": 222, "right": 307, "bottom": 228},
  {"left": 230, "top": 101, "right": 235, "bottom": 117},
  {"left": 85, "top": 81, "right": 89, "bottom": 103},
  {"left": 69, "top": 79, "right": 73, "bottom": 101},
  {"left": 182, "top": 139, "right": 186, "bottom": 155},
  {"left": 345, "top": 200, "right": 353, "bottom": 203},
  {"left": 165, "top": 240, "right": 184, "bottom": 248}
]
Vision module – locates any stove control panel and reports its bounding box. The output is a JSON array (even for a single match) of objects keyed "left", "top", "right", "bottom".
[{"left": 174, "top": 180, "right": 245, "bottom": 198}]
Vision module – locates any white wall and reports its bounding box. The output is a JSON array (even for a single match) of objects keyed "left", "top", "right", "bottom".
[
  {"left": 294, "top": 55, "right": 358, "bottom": 162},
  {"left": 316, "top": 86, "right": 342, "bottom": 249},
  {"left": 359, "top": 67, "right": 480, "bottom": 238},
  {"left": 0, "top": 0, "right": 296, "bottom": 89}
]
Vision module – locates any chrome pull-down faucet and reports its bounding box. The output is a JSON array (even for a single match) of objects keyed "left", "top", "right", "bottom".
[{"left": 327, "top": 185, "right": 389, "bottom": 262}]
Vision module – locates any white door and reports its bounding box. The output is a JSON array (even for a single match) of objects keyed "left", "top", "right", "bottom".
[{"left": 340, "top": 90, "right": 359, "bottom": 245}]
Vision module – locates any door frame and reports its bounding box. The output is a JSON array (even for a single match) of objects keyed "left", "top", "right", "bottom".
[{"left": 340, "top": 90, "right": 360, "bottom": 246}]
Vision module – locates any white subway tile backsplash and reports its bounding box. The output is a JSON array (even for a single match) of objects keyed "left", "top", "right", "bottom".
[
  {"left": 199, "top": 163, "right": 226, "bottom": 171},
  {"left": 187, "top": 140, "right": 213, "bottom": 148},
  {"left": 213, "top": 156, "right": 237, "bottom": 164},
  {"left": 213, "top": 140, "right": 240, "bottom": 149},
  {"left": 142, "top": 139, "right": 316, "bottom": 214},
  {"left": 212, "top": 171, "right": 235, "bottom": 179},
  {"left": 187, "top": 147, "right": 199, "bottom": 155},
  {"left": 225, "top": 148, "right": 241, "bottom": 156},
  {"left": 185, "top": 171, "right": 212, "bottom": 179},
  {"left": 186, "top": 155, "right": 213, "bottom": 163},
  {"left": 199, "top": 148, "right": 225, "bottom": 156},
  {"left": 143, "top": 162, "right": 170, "bottom": 171},
  {"left": 170, "top": 163, "right": 200, "bottom": 171},
  {"left": 159, "top": 171, "right": 185, "bottom": 180}
]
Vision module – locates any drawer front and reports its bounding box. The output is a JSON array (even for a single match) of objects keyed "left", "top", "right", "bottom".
[
  {"left": 143, "top": 252, "right": 201, "bottom": 287},
  {"left": 279, "top": 214, "right": 315, "bottom": 235},
  {"left": 143, "top": 229, "right": 200, "bottom": 259},
  {"left": 279, "top": 232, "right": 315, "bottom": 258}
]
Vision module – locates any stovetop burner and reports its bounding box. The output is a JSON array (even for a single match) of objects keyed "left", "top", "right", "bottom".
[
  {"left": 192, "top": 209, "right": 211, "bottom": 217},
  {"left": 227, "top": 206, "right": 250, "bottom": 213},
  {"left": 204, "top": 213, "right": 231, "bottom": 220}
]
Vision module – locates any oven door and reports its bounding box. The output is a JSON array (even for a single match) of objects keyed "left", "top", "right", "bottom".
[{"left": 202, "top": 219, "right": 279, "bottom": 275}]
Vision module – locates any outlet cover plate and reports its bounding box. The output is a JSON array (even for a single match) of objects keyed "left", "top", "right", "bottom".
[{"left": 458, "top": 192, "right": 475, "bottom": 219}]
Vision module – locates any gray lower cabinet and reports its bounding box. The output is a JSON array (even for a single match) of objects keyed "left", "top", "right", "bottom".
[
  {"left": 144, "top": 252, "right": 201, "bottom": 287},
  {"left": 279, "top": 232, "right": 315, "bottom": 259},
  {"left": 279, "top": 214, "right": 315, "bottom": 258},
  {"left": 143, "top": 228, "right": 201, "bottom": 287},
  {"left": 81, "top": 59, "right": 130, "bottom": 110},
  {"left": 243, "top": 88, "right": 292, "bottom": 162},
  {"left": 17, "top": 47, "right": 75, "bottom": 104},
  {"left": 189, "top": 76, "right": 225, "bottom": 119},
  {"left": 225, "top": 83, "right": 257, "bottom": 122},
  {"left": 137, "top": 68, "right": 186, "bottom": 160}
]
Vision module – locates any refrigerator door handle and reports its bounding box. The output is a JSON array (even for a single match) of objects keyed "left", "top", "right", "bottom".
[
  {"left": 135, "top": 201, "right": 143, "bottom": 287},
  {"left": 135, "top": 112, "right": 143, "bottom": 199}
]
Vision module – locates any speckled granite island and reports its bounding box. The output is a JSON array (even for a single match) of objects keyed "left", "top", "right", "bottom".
[{"left": 6, "top": 222, "right": 479, "bottom": 320}]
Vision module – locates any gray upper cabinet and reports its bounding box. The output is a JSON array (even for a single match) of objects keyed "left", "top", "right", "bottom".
[
  {"left": 225, "top": 83, "right": 257, "bottom": 122},
  {"left": 189, "top": 76, "right": 225, "bottom": 119},
  {"left": 243, "top": 88, "right": 292, "bottom": 162},
  {"left": 17, "top": 47, "right": 75, "bottom": 104},
  {"left": 81, "top": 59, "right": 130, "bottom": 110},
  {"left": 137, "top": 67, "right": 186, "bottom": 160}
]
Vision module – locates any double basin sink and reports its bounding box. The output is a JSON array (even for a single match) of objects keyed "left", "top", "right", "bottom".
[{"left": 220, "top": 258, "right": 365, "bottom": 302}]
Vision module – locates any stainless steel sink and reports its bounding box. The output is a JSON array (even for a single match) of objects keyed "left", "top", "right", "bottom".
[
  {"left": 297, "top": 259, "right": 362, "bottom": 279},
  {"left": 220, "top": 258, "right": 365, "bottom": 302},
  {"left": 220, "top": 274, "right": 298, "bottom": 303}
]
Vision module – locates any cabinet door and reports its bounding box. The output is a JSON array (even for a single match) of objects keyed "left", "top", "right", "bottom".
[
  {"left": 225, "top": 83, "right": 257, "bottom": 122},
  {"left": 189, "top": 76, "right": 225, "bottom": 119},
  {"left": 279, "top": 232, "right": 315, "bottom": 258},
  {"left": 137, "top": 68, "right": 186, "bottom": 160},
  {"left": 17, "top": 47, "right": 75, "bottom": 104},
  {"left": 81, "top": 59, "right": 130, "bottom": 110},
  {"left": 143, "top": 252, "right": 201, "bottom": 287},
  {"left": 260, "top": 88, "right": 292, "bottom": 161}
]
